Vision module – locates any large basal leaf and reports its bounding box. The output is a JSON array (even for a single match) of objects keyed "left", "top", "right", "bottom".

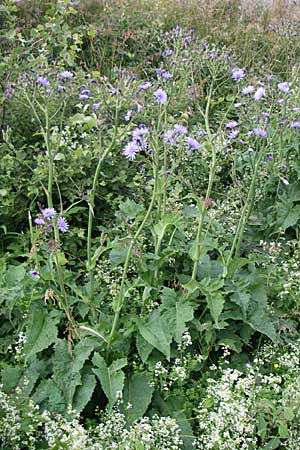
[
  {"left": 159, "top": 288, "right": 194, "bottom": 343},
  {"left": 246, "top": 286, "right": 277, "bottom": 342},
  {"left": 72, "top": 369, "right": 96, "bottom": 414},
  {"left": 53, "top": 338, "right": 96, "bottom": 408},
  {"left": 136, "top": 309, "right": 172, "bottom": 360},
  {"left": 32, "top": 379, "right": 65, "bottom": 413},
  {"left": 24, "top": 305, "right": 62, "bottom": 362},
  {"left": 92, "top": 353, "right": 127, "bottom": 410},
  {"left": 120, "top": 373, "right": 154, "bottom": 423},
  {"left": 231, "top": 290, "right": 251, "bottom": 319},
  {"left": 136, "top": 334, "right": 153, "bottom": 363},
  {"left": 206, "top": 292, "right": 225, "bottom": 328}
]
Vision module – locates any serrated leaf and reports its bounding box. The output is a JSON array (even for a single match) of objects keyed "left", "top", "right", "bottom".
[
  {"left": 120, "top": 373, "right": 154, "bottom": 423},
  {"left": 92, "top": 353, "right": 127, "bottom": 410},
  {"left": 53, "top": 339, "right": 95, "bottom": 408},
  {"left": 24, "top": 306, "right": 62, "bottom": 362},
  {"left": 206, "top": 292, "right": 225, "bottom": 328},
  {"left": 159, "top": 288, "right": 194, "bottom": 343},
  {"left": 136, "top": 334, "right": 153, "bottom": 363},
  {"left": 72, "top": 370, "right": 96, "bottom": 414},
  {"left": 136, "top": 310, "right": 172, "bottom": 360},
  {"left": 231, "top": 291, "right": 250, "bottom": 318},
  {"left": 118, "top": 198, "right": 145, "bottom": 220}
]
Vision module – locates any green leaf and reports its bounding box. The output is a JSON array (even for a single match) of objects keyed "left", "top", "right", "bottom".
[
  {"left": 24, "top": 306, "right": 62, "bottom": 362},
  {"left": 159, "top": 288, "right": 194, "bottom": 343},
  {"left": 92, "top": 353, "right": 127, "bottom": 410},
  {"left": 231, "top": 291, "right": 250, "bottom": 318},
  {"left": 53, "top": 339, "right": 95, "bottom": 408},
  {"left": 206, "top": 292, "right": 225, "bottom": 328},
  {"left": 277, "top": 202, "right": 300, "bottom": 230},
  {"left": 136, "top": 334, "right": 153, "bottom": 363},
  {"left": 109, "top": 246, "right": 128, "bottom": 267},
  {"left": 246, "top": 286, "right": 277, "bottom": 341},
  {"left": 118, "top": 198, "right": 145, "bottom": 220},
  {"left": 120, "top": 373, "right": 154, "bottom": 423},
  {"left": 153, "top": 213, "right": 182, "bottom": 245},
  {"left": 136, "top": 310, "right": 172, "bottom": 360},
  {"left": 72, "top": 370, "right": 96, "bottom": 414}
]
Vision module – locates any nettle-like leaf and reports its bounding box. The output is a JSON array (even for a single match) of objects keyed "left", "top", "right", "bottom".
[
  {"left": 117, "top": 198, "right": 145, "bottom": 221},
  {"left": 24, "top": 305, "right": 62, "bottom": 362},
  {"left": 136, "top": 309, "right": 172, "bottom": 360},
  {"left": 206, "top": 292, "right": 225, "bottom": 329},
  {"left": 120, "top": 373, "right": 154, "bottom": 423},
  {"left": 246, "top": 286, "right": 277, "bottom": 341},
  {"left": 136, "top": 334, "right": 153, "bottom": 363},
  {"left": 92, "top": 353, "right": 127, "bottom": 410},
  {"left": 72, "top": 368, "right": 97, "bottom": 414},
  {"left": 52, "top": 338, "right": 96, "bottom": 412},
  {"left": 159, "top": 288, "right": 194, "bottom": 343}
]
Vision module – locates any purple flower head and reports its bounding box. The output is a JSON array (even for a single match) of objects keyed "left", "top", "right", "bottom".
[
  {"left": 278, "top": 82, "right": 290, "bottom": 93},
  {"left": 162, "top": 49, "right": 173, "bottom": 57},
  {"left": 46, "top": 88, "right": 52, "bottom": 94},
  {"left": 79, "top": 88, "right": 90, "bottom": 100},
  {"left": 231, "top": 67, "right": 245, "bottom": 81},
  {"left": 57, "top": 216, "right": 69, "bottom": 233},
  {"left": 60, "top": 70, "right": 73, "bottom": 80},
  {"left": 267, "top": 155, "right": 273, "bottom": 161},
  {"left": 57, "top": 85, "right": 64, "bottom": 92},
  {"left": 136, "top": 103, "right": 143, "bottom": 112},
  {"left": 4, "top": 83, "right": 13, "bottom": 98},
  {"left": 254, "top": 87, "right": 266, "bottom": 101},
  {"left": 226, "top": 120, "right": 238, "bottom": 129},
  {"left": 280, "top": 163, "right": 287, "bottom": 169},
  {"left": 253, "top": 127, "right": 267, "bottom": 138},
  {"left": 181, "top": 58, "right": 188, "bottom": 63},
  {"left": 92, "top": 103, "right": 100, "bottom": 110},
  {"left": 138, "top": 81, "right": 152, "bottom": 91},
  {"left": 278, "top": 98, "right": 284, "bottom": 105},
  {"left": 110, "top": 87, "right": 119, "bottom": 95},
  {"left": 174, "top": 124, "right": 188, "bottom": 135},
  {"left": 42, "top": 208, "right": 56, "bottom": 219},
  {"left": 123, "top": 141, "right": 140, "bottom": 160},
  {"left": 198, "top": 130, "right": 207, "bottom": 137},
  {"left": 29, "top": 270, "right": 40, "bottom": 279},
  {"left": 125, "top": 110, "right": 132, "bottom": 121},
  {"left": 242, "top": 85, "right": 254, "bottom": 95},
  {"left": 228, "top": 129, "right": 239, "bottom": 140},
  {"left": 163, "top": 129, "right": 177, "bottom": 144},
  {"left": 154, "top": 88, "right": 167, "bottom": 105},
  {"left": 210, "top": 52, "right": 217, "bottom": 60},
  {"left": 186, "top": 136, "right": 200, "bottom": 150},
  {"left": 37, "top": 76, "right": 50, "bottom": 87},
  {"left": 132, "top": 125, "right": 149, "bottom": 142},
  {"left": 290, "top": 121, "right": 300, "bottom": 128},
  {"left": 263, "top": 112, "right": 270, "bottom": 121},
  {"left": 34, "top": 217, "right": 45, "bottom": 226}
]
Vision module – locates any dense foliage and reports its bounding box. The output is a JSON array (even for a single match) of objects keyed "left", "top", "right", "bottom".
[{"left": 1, "top": 1, "right": 300, "bottom": 449}]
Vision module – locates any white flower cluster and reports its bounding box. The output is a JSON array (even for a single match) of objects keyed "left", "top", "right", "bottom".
[
  {"left": 153, "top": 358, "right": 187, "bottom": 392},
  {"left": 91, "top": 410, "right": 182, "bottom": 450},
  {"left": 194, "top": 368, "right": 257, "bottom": 450}
]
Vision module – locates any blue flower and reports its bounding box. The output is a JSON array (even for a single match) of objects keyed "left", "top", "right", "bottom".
[
  {"left": 138, "top": 81, "right": 152, "bottom": 90},
  {"left": 186, "top": 137, "right": 200, "bottom": 149},
  {"left": 123, "top": 141, "right": 140, "bottom": 160},
  {"left": 57, "top": 216, "right": 69, "bottom": 233},
  {"left": 241, "top": 85, "right": 254, "bottom": 95},
  {"left": 37, "top": 76, "right": 50, "bottom": 87},
  {"left": 174, "top": 124, "right": 188, "bottom": 135},
  {"left": 278, "top": 82, "right": 290, "bottom": 93},
  {"left": 29, "top": 270, "right": 40, "bottom": 279},
  {"left": 231, "top": 67, "right": 245, "bottom": 81},
  {"left": 42, "top": 208, "right": 56, "bottom": 218},
  {"left": 254, "top": 87, "right": 266, "bottom": 101},
  {"left": 60, "top": 70, "right": 73, "bottom": 80},
  {"left": 154, "top": 88, "right": 167, "bottom": 105}
]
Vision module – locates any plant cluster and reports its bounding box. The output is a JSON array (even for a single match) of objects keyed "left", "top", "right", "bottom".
[{"left": 1, "top": 1, "right": 300, "bottom": 449}]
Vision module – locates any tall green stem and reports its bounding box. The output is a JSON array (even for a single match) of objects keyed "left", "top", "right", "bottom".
[
  {"left": 108, "top": 154, "right": 160, "bottom": 345},
  {"left": 191, "top": 79, "right": 216, "bottom": 282},
  {"left": 226, "top": 150, "right": 264, "bottom": 268}
]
